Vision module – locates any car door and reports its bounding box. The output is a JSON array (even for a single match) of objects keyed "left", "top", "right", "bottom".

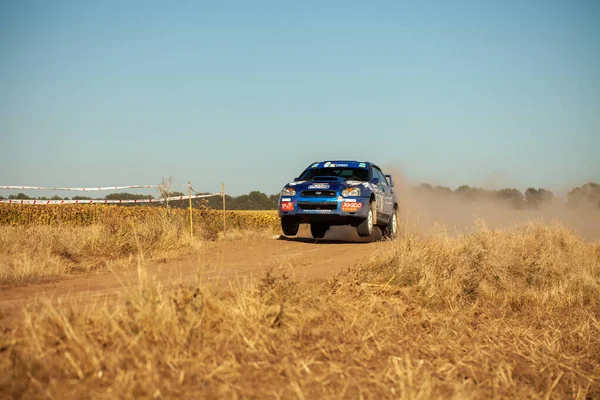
[
  {"left": 378, "top": 168, "right": 395, "bottom": 217},
  {"left": 372, "top": 166, "right": 391, "bottom": 221}
]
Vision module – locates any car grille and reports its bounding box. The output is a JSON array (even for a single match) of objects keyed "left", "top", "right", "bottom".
[
  {"left": 297, "top": 202, "right": 338, "bottom": 211},
  {"left": 300, "top": 190, "right": 336, "bottom": 197}
]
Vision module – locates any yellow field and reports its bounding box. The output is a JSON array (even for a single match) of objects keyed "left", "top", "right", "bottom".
[{"left": 0, "top": 204, "right": 279, "bottom": 232}]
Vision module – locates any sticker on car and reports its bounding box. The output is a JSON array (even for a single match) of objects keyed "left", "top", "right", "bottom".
[{"left": 342, "top": 202, "right": 362, "bottom": 212}]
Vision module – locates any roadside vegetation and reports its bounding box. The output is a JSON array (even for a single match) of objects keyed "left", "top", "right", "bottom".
[
  {"left": 1, "top": 222, "right": 598, "bottom": 398},
  {"left": 0, "top": 205, "right": 279, "bottom": 285}
]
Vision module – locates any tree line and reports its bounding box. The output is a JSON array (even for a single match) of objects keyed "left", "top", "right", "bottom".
[
  {"left": 414, "top": 182, "right": 600, "bottom": 210},
  {"left": 1, "top": 183, "right": 598, "bottom": 210}
]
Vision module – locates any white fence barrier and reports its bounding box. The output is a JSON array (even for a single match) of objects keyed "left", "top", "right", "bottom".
[{"left": 0, "top": 193, "right": 221, "bottom": 205}]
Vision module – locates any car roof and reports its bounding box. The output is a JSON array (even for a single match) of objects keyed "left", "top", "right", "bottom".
[{"left": 312, "top": 160, "right": 371, "bottom": 165}]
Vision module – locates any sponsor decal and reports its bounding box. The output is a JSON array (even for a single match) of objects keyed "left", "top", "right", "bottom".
[
  {"left": 342, "top": 198, "right": 357, "bottom": 202},
  {"left": 342, "top": 202, "right": 363, "bottom": 212},
  {"left": 311, "top": 163, "right": 319, "bottom": 168},
  {"left": 346, "top": 181, "right": 373, "bottom": 190},
  {"left": 323, "top": 162, "right": 349, "bottom": 168},
  {"left": 281, "top": 198, "right": 291, "bottom": 202},
  {"left": 308, "top": 183, "right": 330, "bottom": 189},
  {"left": 280, "top": 202, "right": 294, "bottom": 212},
  {"left": 359, "top": 162, "right": 366, "bottom": 168}
]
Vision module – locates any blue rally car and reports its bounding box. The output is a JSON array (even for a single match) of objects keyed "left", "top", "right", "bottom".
[{"left": 278, "top": 161, "right": 399, "bottom": 240}]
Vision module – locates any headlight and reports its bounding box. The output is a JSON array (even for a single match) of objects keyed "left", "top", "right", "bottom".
[
  {"left": 281, "top": 187, "right": 296, "bottom": 196},
  {"left": 342, "top": 187, "right": 360, "bottom": 197}
]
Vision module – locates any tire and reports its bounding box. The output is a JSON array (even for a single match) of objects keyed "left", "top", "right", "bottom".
[
  {"left": 310, "top": 224, "right": 328, "bottom": 239},
  {"left": 281, "top": 217, "right": 299, "bottom": 236},
  {"left": 357, "top": 201, "right": 375, "bottom": 238},
  {"left": 382, "top": 206, "right": 399, "bottom": 239}
]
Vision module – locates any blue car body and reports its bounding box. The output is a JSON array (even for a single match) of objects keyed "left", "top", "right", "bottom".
[{"left": 278, "top": 161, "right": 399, "bottom": 238}]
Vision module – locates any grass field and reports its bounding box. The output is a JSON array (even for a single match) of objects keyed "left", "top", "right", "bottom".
[
  {"left": 1, "top": 219, "right": 598, "bottom": 398},
  {"left": 0, "top": 205, "right": 279, "bottom": 285}
]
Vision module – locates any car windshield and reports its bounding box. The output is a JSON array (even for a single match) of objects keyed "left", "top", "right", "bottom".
[{"left": 299, "top": 168, "right": 369, "bottom": 182}]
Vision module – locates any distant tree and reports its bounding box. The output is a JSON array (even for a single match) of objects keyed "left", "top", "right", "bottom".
[
  {"left": 105, "top": 192, "right": 154, "bottom": 200},
  {"left": 204, "top": 194, "right": 228, "bottom": 210},
  {"left": 455, "top": 185, "right": 486, "bottom": 201},
  {"left": 524, "top": 188, "right": 554, "bottom": 208},
  {"left": 233, "top": 192, "right": 271, "bottom": 210},
  {"left": 51, "top": 195, "right": 64, "bottom": 200},
  {"left": 568, "top": 182, "right": 600, "bottom": 209},
  {"left": 8, "top": 193, "right": 31, "bottom": 200},
  {"left": 199, "top": 191, "right": 278, "bottom": 210},
  {"left": 495, "top": 188, "right": 524, "bottom": 209},
  {"left": 412, "top": 184, "right": 452, "bottom": 197},
  {"left": 538, "top": 189, "right": 554, "bottom": 203},
  {"left": 171, "top": 191, "right": 185, "bottom": 197},
  {"left": 433, "top": 186, "right": 453, "bottom": 196}
]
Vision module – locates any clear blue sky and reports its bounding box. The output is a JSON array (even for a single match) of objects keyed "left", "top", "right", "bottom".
[{"left": 1, "top": 0, "right": 598, "bottom": 196}]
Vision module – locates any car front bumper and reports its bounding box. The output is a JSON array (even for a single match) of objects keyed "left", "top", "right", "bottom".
[{"left": 278, "top": 196, "right": 370, "bottom": 225}]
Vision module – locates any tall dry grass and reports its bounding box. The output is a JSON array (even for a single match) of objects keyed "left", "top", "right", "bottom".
[
  {"left": 355, "top": 221, "right": 600, "bottom": 311},
  {"left": 1, "top": 223, "right": 598, "bottom": 398},
  {"left": 0, "top": 209, "right": 280, "bottom": 285},
  {"left": 0, "top": 213, "right": 200, "bottom": 285}
]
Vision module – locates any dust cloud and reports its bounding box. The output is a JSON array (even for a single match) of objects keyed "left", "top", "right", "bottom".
[{"left": 388, "top": 168, "right": 600, "bottom": 241}]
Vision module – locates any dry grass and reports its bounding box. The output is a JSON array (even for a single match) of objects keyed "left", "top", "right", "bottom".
[
  {"left": 0, "top": 208, "right": 280, "bottom": 285},
  {"left": 0, "top": 213, "right": 199, "bottom": 285},
  {"left": 1, "top": 223, "right": 598, "bottom": 398}
]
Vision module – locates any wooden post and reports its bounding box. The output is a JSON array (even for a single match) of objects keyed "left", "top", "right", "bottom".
[
  {"left": 188, "top": 181, "right": 193, "bottom": 237},
  {"left": 222, "top": 183, "right": 226, "bottom": 237}
]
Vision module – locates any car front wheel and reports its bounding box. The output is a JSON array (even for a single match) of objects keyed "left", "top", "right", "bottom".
[
  {"left": 357, "top": 201, "right": 374, "bottom": 238},
  {"left": 281, "top": 217, "right": 299, "bottom": 236}
]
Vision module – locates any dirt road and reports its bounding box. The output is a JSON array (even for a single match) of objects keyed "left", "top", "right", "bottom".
[{"left": 0, "top": 227, "right": 390, "bottom": 316}]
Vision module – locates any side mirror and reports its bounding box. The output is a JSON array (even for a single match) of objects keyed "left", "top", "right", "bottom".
[
  {"left": 372, "top": 177, "right": 380, "bottom": 185},
  {"left": 293, "top": 177, "right": 300, "bottom": 182},
  {"left": 385, "top": 174, "right": 394, "bottom": 187}
]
